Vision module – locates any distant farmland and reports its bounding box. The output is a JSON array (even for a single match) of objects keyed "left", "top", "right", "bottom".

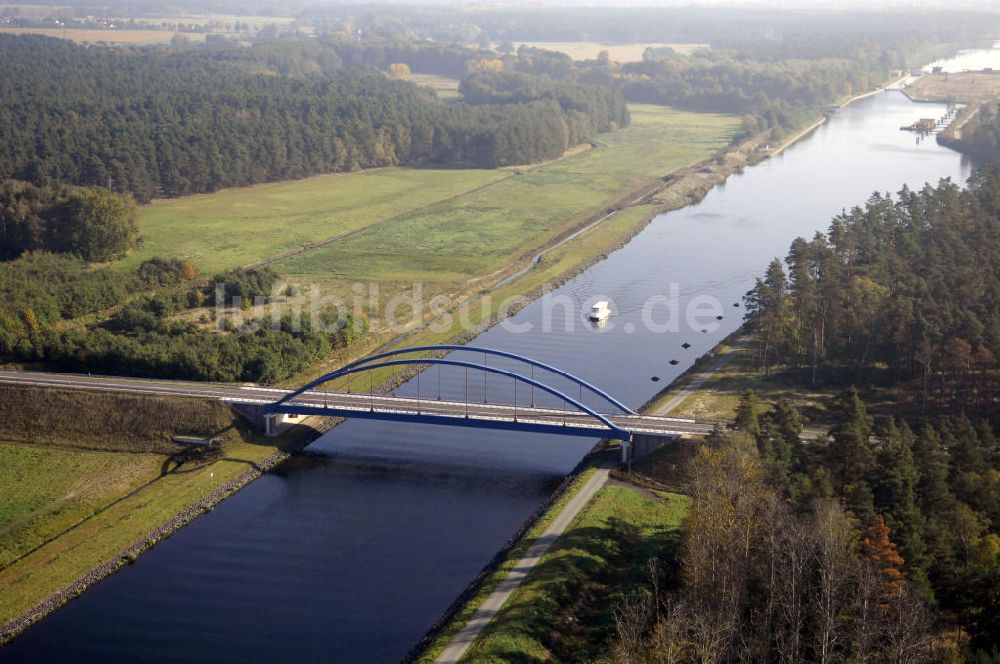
[
  {"left": 409, "top": 73, "right": 462, "bottom": 101},
  {"left": 512, "top": 41, "right": 709, "bottom": 62},
  {"left": 905, "top": 71, "right": 1000, "bottom": 103},
  {"left": 0, "top": 27, "right": 207, "bottom": 44}
]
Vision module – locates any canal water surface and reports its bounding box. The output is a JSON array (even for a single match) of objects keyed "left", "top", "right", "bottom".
[{"left": 0, "top": 63, "right": 987, "bottom": 662}]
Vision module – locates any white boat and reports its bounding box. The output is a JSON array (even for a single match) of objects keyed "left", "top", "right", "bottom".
[{"left": 589, "top": 300, "right": 611, "bottom": 321}]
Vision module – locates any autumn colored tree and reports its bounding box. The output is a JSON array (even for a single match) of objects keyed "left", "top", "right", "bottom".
[
  {"left": 863, "top": 516, "right": 908, "bottom": 601},
  {"left": 467, "top": 58, "right": 504, "bottom": 73},
  {"left": 386, "top": 62, "right": 411, "bottom": 80},
  {"left": 870, "top": 421, "right": 932, "bottom": 599}
]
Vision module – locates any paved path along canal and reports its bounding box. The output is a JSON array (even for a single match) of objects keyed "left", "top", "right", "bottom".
[{"left": 435, "top": 460, "right": 613, "bottom": 663}]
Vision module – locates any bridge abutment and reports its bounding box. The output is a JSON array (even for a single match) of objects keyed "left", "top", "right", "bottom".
[
  {"left": 628, "top": 433, "right": 682, "bottom": 462},
  {"left": 229, "top": 403, "right": 301, "bottom": 437}
]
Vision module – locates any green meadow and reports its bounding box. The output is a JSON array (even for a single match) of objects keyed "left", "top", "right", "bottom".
[
  {"left": 122, "top": 167, "right": 508, "bottom": 274},
  {"left": 127, "top": 105, "right": 736, "bottom": 282},
  {"left": 278, "top": 105, "right": 737, "bottom": 284},
  {"left": 0, "top": 444, "right": 162, "bottom": 569}
]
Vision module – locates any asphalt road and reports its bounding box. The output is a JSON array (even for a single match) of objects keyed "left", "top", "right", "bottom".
[{"left": 0, "top": 370, "right": 720, "bottom": 438}]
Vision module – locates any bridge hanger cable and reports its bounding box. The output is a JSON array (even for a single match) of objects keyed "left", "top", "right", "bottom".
[
  {"left": 270, "top": 357, "right": 630, "bottom": 439},
  {"left": 326, "top": 345, "right": 635, "bottom": 415}
]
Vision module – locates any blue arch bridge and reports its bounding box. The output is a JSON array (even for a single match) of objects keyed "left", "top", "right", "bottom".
[
  {"left": 0, "top": 345, "right": 723, "bottom": 462},
  {"left": 263, "top": 345, "right": 720, "bottom": 460}
]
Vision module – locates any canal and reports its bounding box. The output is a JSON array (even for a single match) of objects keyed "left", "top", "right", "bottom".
[{"left": 0, "top": 60, "right": 985, "bottom": 662}]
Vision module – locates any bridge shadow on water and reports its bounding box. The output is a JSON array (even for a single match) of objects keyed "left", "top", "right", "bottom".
[{"left": 267, "top": 447, "right": 567, "bottom": 493}]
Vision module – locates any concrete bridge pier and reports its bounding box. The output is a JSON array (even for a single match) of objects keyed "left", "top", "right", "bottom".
[
  {"left": 228, "top": 402, "right": 301, "bottom": 437},
  {"left": 263, "top": 413, "right": 302, "bottom": 437},
  {"left": 628, "top": 433, "right": 682, "bottom": 463}
]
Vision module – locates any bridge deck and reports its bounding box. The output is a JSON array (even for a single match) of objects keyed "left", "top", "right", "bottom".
[{"left": 0, "top": 371, "right": 721, "bottom": 438}]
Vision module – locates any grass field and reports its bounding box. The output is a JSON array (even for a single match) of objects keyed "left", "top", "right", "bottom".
[
  {"left": 122, "top": 15, "right": 298, "bottom": 28},
  {"left": 646, "top": 339, "right": 835, "bottom": 427},
  {"left": 256, "top": 105, "right": 736, "bottom": 387},
  {"left": 409, "top": 73, "right": 463, "bottom": 101},
  {"left": 513, "top": 41, "right": 709, "bottom": 62},
  {"left": 460, "top": 484, "right": 690, "bottom": 661},
  {"left": 0, "top": 27, "right": 207, "bottom": 44},
  {"left": 249, "top": 105, "right": 736, "bottom": 385},
  {"left": 0, "top": 393, "right": 315, "bottom": 628},
  {"left": 125, "top": 102, "right": 736, "bottom": 385},
  {"left": 287, "top": 201, "right": 664, "bottom": 389},
  {"left": 123, "top": 168, "right": 508, "bottom": 274},
  {"left": 278, "top": 105, "right": 736, "bottom": 285},
  {"left": 130, "top": 104, "right": 734, "bottom": 279},
  {"left": 0, "top": 439, "right": 278, "bottom": 626},
  {"left": 0, "top": 445, "right": 163, "bottom": 569}
]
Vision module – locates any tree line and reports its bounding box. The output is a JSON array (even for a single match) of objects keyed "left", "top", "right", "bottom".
[
  {"left": 618, "top": 51, "right": 891, "bottom": 133},
  {"left": 0, "top": 254, "right": 365, "bottom": 384},
  {"left": 1, "top": 27, "right": 972, "bottom": 208},
  {"left": 333, "top": 36, "right": 923, "bottom": 134},
  {"left": 298, "top": 4, "right": 1000, "bottom": 134},
  {"left": 320, "top": 37, "right": 493, "bottom": 79},
  {"left": 300, "top": 5, "right": 1000, "bottom": 51},
  {"left": 0, "top": 34, "right": 628, "bottom": 202},
  {"left": 684, "top": 162, "right": 1000, "bottom": 660},
  {"left": 0, "top": 180, "right": 139, "bottom": 262},
  {"left": 616, "top": 390, "right": 999, "bottom": 661},
  {"left": 743, "top": 167, "right": 1000, "bottom": 416},
  {"left": 939, "top": 102, "right": 1000, "bottom": 163}
]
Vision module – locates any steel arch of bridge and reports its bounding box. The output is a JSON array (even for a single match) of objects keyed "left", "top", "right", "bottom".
[
  {"left": 303, "top": 345, "right": 635, "bottom": 415},
  {"left": 268, "top": 346, "right": 635, "bottom": 440}
]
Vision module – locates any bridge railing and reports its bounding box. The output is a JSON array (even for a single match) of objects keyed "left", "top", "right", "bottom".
[{"left": 268, "top": 348, "right": 635, "bottom": 440}]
